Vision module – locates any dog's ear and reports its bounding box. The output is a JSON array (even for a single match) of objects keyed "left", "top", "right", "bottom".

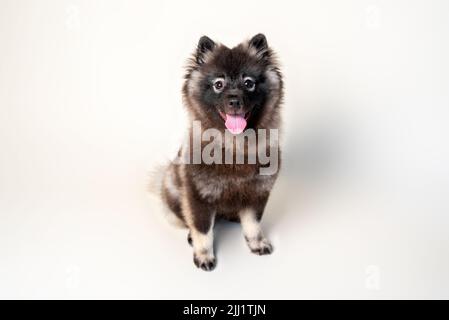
[
  {"left": 249, "top": 33, "right": 269, "bottom": 59},
  {"left": 196, "top": 36, "right": 216, "bottom": 65}
]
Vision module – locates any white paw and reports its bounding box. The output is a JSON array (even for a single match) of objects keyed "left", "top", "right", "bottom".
[
  {"left": 193, "top": 250, "right": 216, "bottom": 271},
  {"left": 246, "top": 236, "right": 273, "bottom": 255}
]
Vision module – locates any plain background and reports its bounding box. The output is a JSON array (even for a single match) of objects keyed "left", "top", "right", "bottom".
[{"left": 1, "top": 0, "right": 448, "bottom": 299}]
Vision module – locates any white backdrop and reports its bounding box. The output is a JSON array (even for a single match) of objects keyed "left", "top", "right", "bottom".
[{"left": 1, "top": 0, "right": 448, "bottom": 299}]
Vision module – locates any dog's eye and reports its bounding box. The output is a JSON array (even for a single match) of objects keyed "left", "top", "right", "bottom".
[
  {"left": 244, "top": 78, "right": 255, "bottom": 91},
  {"left": 214, "top": 81, "right": 223, "bottom": 89},
  {"left": 213, "top": 79, "right": 225, "bottom": 93}
]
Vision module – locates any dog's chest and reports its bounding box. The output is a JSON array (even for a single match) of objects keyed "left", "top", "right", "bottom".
[{"left": 191, "top": 166, "right": 275, "bottom": 203}]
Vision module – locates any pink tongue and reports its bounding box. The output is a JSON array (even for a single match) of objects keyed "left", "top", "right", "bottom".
[{"left": 225, "top": 114, "right": 247, "bottom": 134}]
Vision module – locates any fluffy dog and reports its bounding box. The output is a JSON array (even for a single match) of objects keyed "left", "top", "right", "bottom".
[{"left": 156, "top": 34, "right": 283, "bottom": 271}]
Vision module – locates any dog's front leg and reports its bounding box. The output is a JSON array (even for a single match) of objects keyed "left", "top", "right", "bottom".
[
  {"left": 239, "top": 206, "right": 273, "bottom": 255},
  {"left": 190, "top": 212, "right": 216, "bottom": 271},
  {"left": 181, "top": 189, "right": 216, "bottom": 271}
]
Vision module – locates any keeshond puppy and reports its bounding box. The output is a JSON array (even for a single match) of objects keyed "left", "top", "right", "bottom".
[{"left": 155, "top": 34, "right": 283, "bottom": 271}]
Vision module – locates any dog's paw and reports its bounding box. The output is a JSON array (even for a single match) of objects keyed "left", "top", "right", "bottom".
[
  {"left": 246, "top": 237, "right": 273, "bottom": 255},
  {"left": 193, "top": 251, "right": 216, "bottom": 271}
]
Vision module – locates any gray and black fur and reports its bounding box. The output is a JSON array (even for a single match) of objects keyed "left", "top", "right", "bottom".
[{"left": 157, "top": 34, "right": 283, "bottom": 271}]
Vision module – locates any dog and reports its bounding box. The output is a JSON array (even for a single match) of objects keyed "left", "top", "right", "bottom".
[{"left": 155, "top": 34, "right": 283, "bottom": 271}]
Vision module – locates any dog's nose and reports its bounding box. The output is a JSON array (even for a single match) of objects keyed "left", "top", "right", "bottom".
[{"left": 228, "top": 99, "right": 241, "bottom": 109}]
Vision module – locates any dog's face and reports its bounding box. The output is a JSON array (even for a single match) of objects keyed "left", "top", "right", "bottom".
[{"left": 183, "top": 34, "right": 282, "bottom": 133}]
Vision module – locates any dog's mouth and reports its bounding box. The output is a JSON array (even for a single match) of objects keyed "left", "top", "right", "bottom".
[{"left": 218, "top": 110, "right": 251, "bottom": 134}]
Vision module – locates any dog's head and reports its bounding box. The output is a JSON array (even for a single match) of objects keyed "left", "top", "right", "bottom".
[{"left": 183, "top": 34, "right": 283, "bottom": 133}]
